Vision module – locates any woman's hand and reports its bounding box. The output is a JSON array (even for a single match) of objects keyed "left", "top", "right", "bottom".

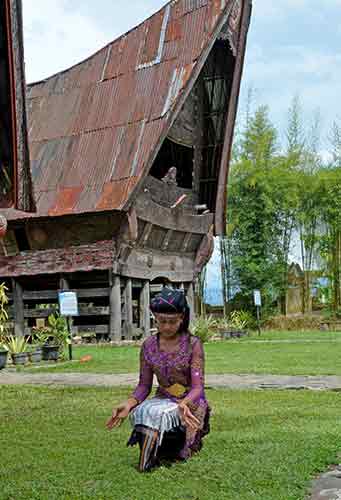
[
  {"left": 106, "top": 398, "right": 137, "bottom": 430},
  {"left": 177, "top": 401, "right": 200, "bottom": 431}
]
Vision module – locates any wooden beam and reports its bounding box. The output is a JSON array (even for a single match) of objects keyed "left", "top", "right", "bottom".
[
  {"left": 109, "top": 274, "right": 121, "bottom": 341},
  {"left": 24, "top": 307, "right": 110, "bottom": 318},
  {"left": 140, "top": 280, "right": 150, "bottom": 337},
  {"left": 182, "top": 233, "right": 192, "bottom": 252},
  {"left": 22, "top": 288, "right": 110, "bottom": 301},
  {"left": 161, "top": 230, "right": 173, "bottom": 251},
  {"left": 138, "top": 222, "right": 153, "bottom": 247},
  {"left": 75, "top": 288, "right": 110, "bottom": 298},
  {"left": 59, "top": 275, "right": 69, "bottom": 291},
  {"left": 12, "top": 279, "right": 24, "bottom": 336},
  {"left": 22, "top": 290, "right": 58, "bottom": 300},
  {"left": 215, "top": 0, "right": 252, "bottom": 235},
  {"left": 123, "top": 278, "right": 133, "bottom": 339},
  {"left": 192, "top": 76, "right": 204, "bottom": 197},
  {"left": 135, "top": 195, "right": 213, "bottom": 233},
  {"left": 186, "top": 282, "right": 195, "bottom": 322}
]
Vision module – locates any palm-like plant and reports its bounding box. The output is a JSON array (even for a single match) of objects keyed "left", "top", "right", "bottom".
[
  {"left": 230, "top": 310, "right": 252, "bottom": 331},
  {"left": 47, "top": 313, "right": 70, "bottom": 349},
  {"left": 3, "top": 335, "right": 29, "bottom": 354},
  {"left": 190, "top": 315, "right": 217, "bottom": 343},
  {"left": 31, "top": 326, "right": 50, "bottom": 346}
]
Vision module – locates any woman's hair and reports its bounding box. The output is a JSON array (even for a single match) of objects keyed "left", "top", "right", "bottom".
[
  {"left": 150, "top": 287, "right": 190, "bottom": 333},
  {"left": 180, "top": 305, "right": 190, "bottom": 333}
]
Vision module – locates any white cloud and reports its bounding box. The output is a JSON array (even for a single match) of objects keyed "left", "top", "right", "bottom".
[
  {"left": 253, "top": 0, "right": 310, "bottom": 21},
  {"left": 22, "top": 0, "right": 170, "bottom": 83},
  {"left": 23, "top": 0, "right": 113, "bottom": 82}
]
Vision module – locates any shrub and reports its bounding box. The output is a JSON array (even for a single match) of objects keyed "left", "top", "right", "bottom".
[
  {"left": 190, "top": 315, "right": 216, "bottom": 343},
  {"left": 230, "top": 310, "right": 254, "bottom": 330},
  {"left": 46, "top": 313, "right": 71, "bottom": 359},
  {"left": 263, "top": 315, "right": 322, "bottom": 331}
]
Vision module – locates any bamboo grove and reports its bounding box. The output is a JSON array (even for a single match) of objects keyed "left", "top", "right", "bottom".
[{"left": 220, "top": 96, "right": 341, "bottom": 317}]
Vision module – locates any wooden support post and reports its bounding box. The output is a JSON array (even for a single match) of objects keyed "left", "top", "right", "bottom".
[
  {"left": 59, "top": 275, "right": 73, "bottom": 359},
  {"left": 123, "top": 278, "right": 133, "bottom": 339},
  {"left": 12, "top": 279, "right": 24, "bottom": 336},
  {"left": 186, "top": 282, "right": 195, "bottom": 323},
  {"left": 183, "top": 233, "right": 192, "bottom": 252},
  {"left": 161, "top": 230, "right": 173, "bottom": 251},
  {"left": 138, "top": 222, "right": 153, "bottom": 247},
  {"left": 140, "top": 280, "right": 150, "bottom": 337},
  {"left": 59, "top": 275, "right": 69, "bottom": 291},
  {"left": 109, "top": 273, "right": 122, "bottom": 341},
  {"left": 192, "top": 79, "right": 204, "bottom": 199}
]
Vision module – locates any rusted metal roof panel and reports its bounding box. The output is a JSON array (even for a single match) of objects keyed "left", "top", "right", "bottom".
[
  {"left": 171, "top": 0, "right": 208, "bottom": 19},
  {"left": 134, "top": 119, "right": 165, "bottom": 178},
  {"left": 5, "top": 0, "right": 250, "bottom": 221},
  {"left": 95, "top": 178, "right": 139, "bottom": 211},
  {"left": 48, "top": 186, "right": 83, "bottom": 216},
  {"left": 138, "top": 9, "right": 165, "bottom": 66}
]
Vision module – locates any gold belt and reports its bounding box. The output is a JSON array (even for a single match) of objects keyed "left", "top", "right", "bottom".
[{"left": 163, "top": 383, "right": 188, "bottom": 398}]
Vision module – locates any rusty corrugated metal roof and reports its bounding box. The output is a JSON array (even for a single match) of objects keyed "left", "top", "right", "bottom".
[{"left": 5, "top": 0, "right": 248, "bottom": 221}]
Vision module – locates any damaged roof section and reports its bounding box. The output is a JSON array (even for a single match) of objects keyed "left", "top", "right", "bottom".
[{"left": 5, "top": 0, "right": 250, "bottom": 221}]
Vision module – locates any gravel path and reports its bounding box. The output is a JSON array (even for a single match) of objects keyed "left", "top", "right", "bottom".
[
  {"left": 2, "top": 370, "right": 341, "bottom": 391},
  {"left": 308, "top": 463, "right": 341, "bottom": 500}
]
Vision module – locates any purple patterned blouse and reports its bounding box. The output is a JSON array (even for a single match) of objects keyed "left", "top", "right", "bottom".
[
  {"left": 132, "top": 332, "right": 207, "bottom": 407},
  {"left": 131, "top": 332, "right": 210, "bottom": 459}
]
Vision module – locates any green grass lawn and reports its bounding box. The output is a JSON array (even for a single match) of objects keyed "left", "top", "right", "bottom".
[
  {"left": 1, "top": 385, "right": 341, "bottom": 500},
  {"left": 23, "top": 330, "right": 341, "bottom": 376}
]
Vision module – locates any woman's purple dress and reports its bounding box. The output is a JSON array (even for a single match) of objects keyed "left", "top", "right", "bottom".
[{"left": 129, "top": 332, "right": 210, "bottom": 464}]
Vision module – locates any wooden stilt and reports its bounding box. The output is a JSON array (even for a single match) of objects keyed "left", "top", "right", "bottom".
[
  {"left": 140, "top": 280, "right": 150, "bottom": 337},
  {"left": 12, "top": 279, "right": 24, "bottom": 336},
  {"left": 123, "top": 278, "right": 133, "bottom": 339},
  {"left": 59, "top": 275, "right": 69, "bottom": 291},
  {"left": 109, "top": 273, "right": 122, "bottom": 341}
]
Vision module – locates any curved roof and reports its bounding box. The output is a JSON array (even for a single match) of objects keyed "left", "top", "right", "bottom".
[{"left": 12, "top": 0, "right": 247, "bottom": 220}]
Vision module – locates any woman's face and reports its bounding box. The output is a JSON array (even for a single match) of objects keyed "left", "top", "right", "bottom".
[{"left": 154, "top": 313, "right": 184, "bottom": 338}]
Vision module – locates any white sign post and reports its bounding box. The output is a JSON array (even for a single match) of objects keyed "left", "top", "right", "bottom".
[
  {"left": 58, "top": 291, "right": 79, "bottom": 360},
  {"left": 253, "top": 290, "right": 262, "bottom": 307},
  {"left": 58, "top": 291, "right": 79, "bottom": 316},
  {"left": 253, "top": 290, "right": 262, "bottom": 335}
]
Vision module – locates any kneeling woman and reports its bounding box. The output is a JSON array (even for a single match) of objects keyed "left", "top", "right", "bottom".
[{"left": 106, "top": 287, "right": 210, "bottom": 472}]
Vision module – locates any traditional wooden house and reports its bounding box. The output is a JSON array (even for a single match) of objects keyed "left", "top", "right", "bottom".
[{"left": 0, "top": 0, "right": 252, "bottom": 340}]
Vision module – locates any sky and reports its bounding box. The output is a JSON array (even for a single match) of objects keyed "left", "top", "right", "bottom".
[
  {"left": 21, "top": 0, "right": 341, "bottom": 300},
  {"left": 22, "top": 0, "right": 341, "bottom": 146}
]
